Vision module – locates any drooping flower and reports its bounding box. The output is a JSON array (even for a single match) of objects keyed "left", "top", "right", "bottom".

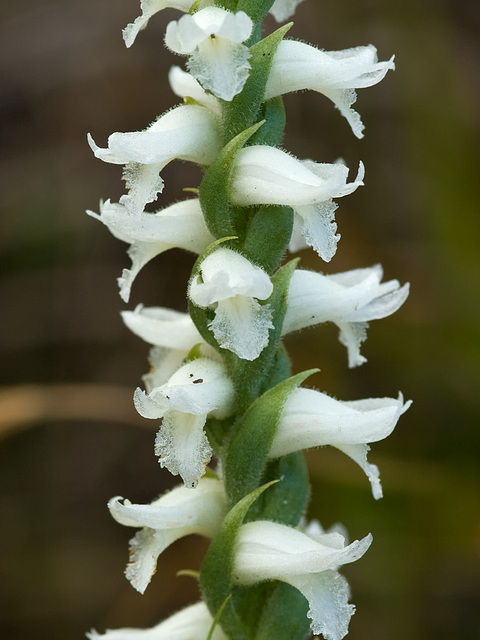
[
  {"left": 87, "top": 601, "right": 228, "bottom": 639},
  {"left": 165, "top": 8, "right": 253, "bottom": 101},
  {"left": 232, "top": 520, "right": 372, "bottom": 640},
  {"left": 269, "top": 0, "right": 307, "bottom": 22},
  {"left": 265, "top": 41, "right": 395, "bottom": 138},
  {"left": 230, "top": 147, "right": 364, "bottom": 261},
  {"left": 270, "top": 389, "right": 411, "bottom": 498},
  {"left": 188, "top": 248, "right": 274, "bottom": 360},
  {"left": 134, "top": 357, "right": 235, "bottom": 487},
  {"left": 87, "top": 198, "right": 215, "bottom": 302},
  {"left": 108, "top": 477, "right": 226, "bottom": 593},
  {"left": 88, "top": 104, "right": 221, "bottom": 217},
  {"left": 282, "top": 265, "right": 410, "bottom": 367},
  {"left": 122, "top": 0, "right": 198, "bottom": 48}
]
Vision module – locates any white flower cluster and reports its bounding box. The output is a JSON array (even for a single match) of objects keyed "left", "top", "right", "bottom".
[{"left": 87, "top": 1, "right": 409, "bottom": 639}]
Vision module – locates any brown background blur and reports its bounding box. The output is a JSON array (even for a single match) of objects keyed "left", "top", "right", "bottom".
[{"left": 1, "top": 0, "right": 479, "bottom": 638}]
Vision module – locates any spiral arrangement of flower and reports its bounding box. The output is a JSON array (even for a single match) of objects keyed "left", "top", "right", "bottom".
[{"left": 87, "top": 2, "right": 410, "bottom": 638}]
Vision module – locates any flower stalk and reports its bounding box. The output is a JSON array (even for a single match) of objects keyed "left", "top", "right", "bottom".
[{"left": 88, "top": 1, "right": 410, "bottom": 639}]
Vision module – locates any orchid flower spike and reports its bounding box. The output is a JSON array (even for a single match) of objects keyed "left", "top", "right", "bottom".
[
  {"left": 134, "top": 357, "right": 235, "bottom": 487},
  {"left": 122, "top": 0, "right": 198, "bottom": 48},
  {"left": 270, "top": 389, "right": 411, "bottom": 499},
  {"left": 189, "top": 248, "right": 274, "bottom": 360},
  {"left": 233, "top": 520, "right": 372, "bottom": 640},
  {"left": 269, "top": 0, "right": 307, "bottom": 22},
  {"left": 230, "top": 147, "right": 364, "bottom": 261},
  {"left": 88, "top": 198, "right": 215, "bottom": 302},
  {"left": 88, "top": 104, "right": 221, "bottom": 217},
  {"left": 266, "top": 41, "right": 395, "bottom": 138},
  {"left": 283, "top": 265, "right": 410, "bottom": 367},
  {"left": 87, "top": 601, "right": 228, "bottom": 639},
  {"left": 165, "top": 7, "right": 253, "bottom": 101},
  {"left": 108, "top": 477, "right": 226, "bottom": 593}
]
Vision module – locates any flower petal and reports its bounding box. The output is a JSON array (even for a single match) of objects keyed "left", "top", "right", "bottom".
[
  {"left": 269, "top": 0, "right": 306, "bottom": 22},
  {"left": 286, "top": 571, "right": 355, "bottom": 640},
  {"left": 155, "top": 410, "right": 211, "bottom": 488},
  {"left": 122, "top": 0, "right": 196, "bottom": 48},
  {"left": 87, "top": 601, "right": 228, "bottom": 639},
  {"left": 209, "top": 296, "right": 273, "bottom": 360}
]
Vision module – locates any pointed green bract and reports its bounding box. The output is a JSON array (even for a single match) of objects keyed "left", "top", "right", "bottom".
[
  {"left": 224, "top": 369, "right": 318, "bottom": 507},
  {"left": 200, "top": 481, "right": 278, "bottom": 640},
  {"left": 222, "top": 23, "right": 292, "bottom": 142},
  {"left": 199, "top": 122, "right": 264, "bottom": 239}
]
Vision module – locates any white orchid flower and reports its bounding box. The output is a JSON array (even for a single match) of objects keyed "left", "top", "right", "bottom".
[
  {"left": 168, "top": 65, "right": 221, "bottom": 114},
  {"left": 233, "top": 520, "right": 372, "bottom": 640},
  {"left": 269, "top": 0, "right": 306, "bottom": 21},
  {"left": 165, "top": 7, "right": 253, "bottom": 101},
  {"left": 283, "top": 265, "right": 410, "bottom": 367},
  {"left": 189, "top": 248, "right": 274, "bottom": 361},
  {"left": 134, "top": 358, "right": 235, "bottom": 487},
  {"left": 230, "top": 147, "right": 364, "bottom": 261},
  {"left": 107, "top": 477, "right": 226, "bottom": 593},
  {"left": 270, "top": 389, "right": 411, "bottom": 499},
  {"left": 122, "top": 0, "right": 199, "bottom": 48},
  {"left": 87, "top": 601, "right": 228, "bottom": 639},
  {"left": 266, "top": 40, "right": 395, "bottom": 138},
  {"left": 122, "top": 305, "right": 219, "bottom": 387},
  {"left": 88, "top": 104, "right": 221, "bottom": 217},
  {"left": 87, "top": 198, "right": 215, "bottom": 302}
]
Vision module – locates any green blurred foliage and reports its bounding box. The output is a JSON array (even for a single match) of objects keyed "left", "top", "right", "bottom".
[{"left": 0, "top": 0, "right": 479, "bottom": 639}]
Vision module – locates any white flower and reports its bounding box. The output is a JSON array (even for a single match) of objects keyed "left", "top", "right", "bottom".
[
  {"left": 189, "top": 248, "right": 274, "bottom": 360},
  {"left": 270, "top": 389, "right": 411, "bottom": 499},
  {"left": 269, "top": 0, "right": 306, "bottom": 21},
  {"left": 265, "top": 40, "right": 395, "bottom": 138},
  {"left": 87, "top": 198, "right": 215, "bottom": 302},
  {"left": 87, "top": 601, "right": 228, "bottom": 639},
  {"left": 107, "top": 477, "right": 226, "bottom": 593},
  {"left": 230, "top": 147, "right": 364, "bottom": 261},
  {"left": 122, "top": 0, "right": 198, "bottom": 48},
  {"left": 134, "top": 358, "right": 235, "bottom": 487},
  {"left": 122, "top": 305, "right": 219, "bottom": 387},
  {"left": 165, "top": 8, "right": 253, "bottom": 101},
  {"left": 283, "top": 265, "right": 410, "bottom": 367},
  {"left": 168, "top": 66, "right": 221, "bottom": 115},
  {"left": 232, "top": 520, "right": 372, "bottom": 640},
  {"left": 88, "top": 104, "right": 221, "bottom": 217}
]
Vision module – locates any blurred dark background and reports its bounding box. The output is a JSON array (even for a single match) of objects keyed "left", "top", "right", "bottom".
[{"left": 1, "top": 0, "right": 479, "bottom": 638}]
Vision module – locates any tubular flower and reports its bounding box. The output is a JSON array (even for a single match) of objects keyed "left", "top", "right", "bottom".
[
  {"left": 88, "top": 198, "right": 215, "bottom": 302},
  {"left": 282, "top": 265, "right": 410, "bottom": 367},
  {"left": 266, "top": 41, "right": 395, "bottom": 138},
  {"left": 88, "top": 104, "right": 221, "bottom": 217},
  {"left": 165, "top": 8, "right": 253, "bottom": 101},
  {"left": 189, "top": 248, "right": 274, "bottom": 360},
  {"left": 230, "top": 147, "right": 364, "bottom": 261},
  {"left": 108, "top": 477, "right": 226, "bottom": 593},
  {"left": 270, "top": 389, "right": 411, "bottom": 498},
  {"left": 232, "top": 520, "right": 372, "bottom": 640},
  {"left": 134, "top": 357, "right": 235, "bottom": 487},
  {"left": 87, "top": 601, "right": 228, "bottom": 639},
  {"left": 122, "top": 0, "right": 198, "bottom": 48}
]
